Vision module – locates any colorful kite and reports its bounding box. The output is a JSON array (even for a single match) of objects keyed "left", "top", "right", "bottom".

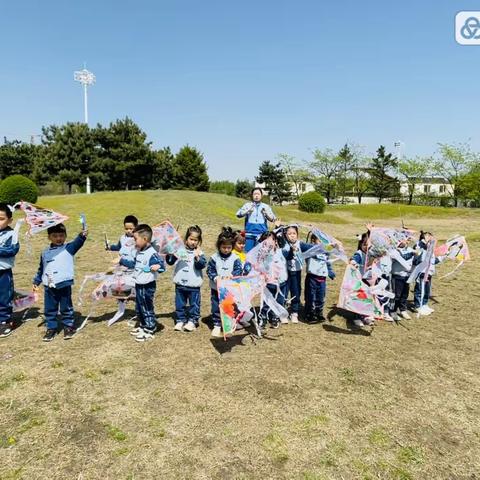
[
  {"left": 367, "top": 227, "right": 416, "bottom": 261},
  {"left": 217, "top": 274, "right": 288, "bottom": 339},
  {"left": 13, "top": 201, "right": 69, "bottom": 235},
  {"left": 77, "top": 268, "right": 136, "bottom": 330},
  {"left": 13, "top": 290, "right": 38, "bottom": 313},
  {"left": 152, "top": 221, "right": 187, "bottom": 259},
  {"left": 435, "top": 235, "right": 470, "bottom": 278},
  {"left": 338, "top": 264, "right": 394, "bottom": 317},
  {"left": 310, "top": 226, "right": 348, "bottom": 263},
  {"left": 246, "top": 236, "right": 276, "bottom": 278}
]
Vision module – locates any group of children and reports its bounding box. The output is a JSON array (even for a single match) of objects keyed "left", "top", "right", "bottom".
[{"left": 0, "top": 202, "right": 443, "bottom": 343}]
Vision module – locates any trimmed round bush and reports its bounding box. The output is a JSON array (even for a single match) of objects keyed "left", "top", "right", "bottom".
[
  {"left": 298, "top": 191, "right": 326, "bottom": 213},
  {"left": 0, "top": 175, "right": 39, "bottom": 205}
]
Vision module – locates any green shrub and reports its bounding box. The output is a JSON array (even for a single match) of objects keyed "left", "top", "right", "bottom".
[
  {"left": 0, "top": 175, "right": 39, "bottom": 205},
  {"left": 298, "top": 191, "right": 326, "bottom": 213}
]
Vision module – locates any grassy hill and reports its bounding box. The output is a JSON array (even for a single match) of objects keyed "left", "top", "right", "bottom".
[{"left": 1, "top": 190, "right": 479, "bottom": 480}]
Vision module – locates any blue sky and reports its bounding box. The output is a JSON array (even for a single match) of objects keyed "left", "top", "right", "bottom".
[{"left": 1, "top": 0, "right": 478, "bottom": 180}]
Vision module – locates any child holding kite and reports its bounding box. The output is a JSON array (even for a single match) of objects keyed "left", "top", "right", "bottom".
[
  {"left": 106, "top": 214, "right": 138, "bottom": 263},
  {"left": 282, "top": 224, "right": 314, "bottom": 323},
  {"left": 207, "top": 227, "right": 244, "bottom": 337},
  {"left": 411, "top": 231, "right": 442, "bottom": 316},
  {"left": 33, "top": 223, "right": 88, "bottom": 341},
  {"left": 304, "top": 230, "right": 336, "bottom": 323},
  {"left": 119, "top": 224, "right": 165, "bottom": 342},
  {"left": 0, "top": 204, "right": 20, "bottom": 338},
  {"left": 166, "top": 225, "right": 207, "bottom": 332},
  {"left": 391, "top": 238, "right": 415, "bottom": 320}
]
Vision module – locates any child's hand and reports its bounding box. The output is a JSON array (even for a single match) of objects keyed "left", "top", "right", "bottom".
[
  {"left": 365, "top": 222, "right": 374, "bottom": 231},
  {"left": 150, "top": 264, "right": 161, "bottom": 272},
  {"left": 274, "top": 219, "right": 282, "bottom": 228},
  {"left": 32, "top": 284, "right": 39, "bottom": 292},
  {"left": 194, "top": 248, "right": 202, "bottom": 259},
  {"left": 81, "top": 229, "right": 89, "bottom": 238}
]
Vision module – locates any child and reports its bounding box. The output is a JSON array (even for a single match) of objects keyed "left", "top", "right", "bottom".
[
  {"left": 282, "top": 224, "right": 313, "bottom": 323},
  {"left": 259, "top": 230, "right": 288, "bottom": 329},
  {"left": 350, "top": 232, "right": 372, "bottom": 327},
  {"left": 207, "top": 227, "right": 244, "bottom": 337},
  {"left": 412, "top": 231, "right": 442, "bottom": 316},
  {"left": 33, "top": 223, "right": 87, "bottom": 341},
  {"left": 106, "top": 215, "right": 138, "bottom": 263},
  {"left": 166, "top": 225, "right": 207, "bottom": 332},
  {"left": 375, "top": 253, "right": 394, "bottom": 322},
  {"left": 391, "top": 239, "right": 415, "bottom": 320},
  {"left": 0, "top": 204, "right": 20, "bottom": 338},
  {"left": 304, "top": 230, "right": 335, "bottom": 323},
  {"left": 119, "top": 224, "right": 165, "bottom": 342},
  {"left": 232, "top": 231, "right": 247, "bottom": 265}
]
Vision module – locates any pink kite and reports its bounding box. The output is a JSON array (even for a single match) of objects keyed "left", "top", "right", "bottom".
[
  {"left": 152, "top": 221, "right": 187, "bottom": 259},
  {"left": 14, "top": 201, "right": 69, "bottom": 235}
]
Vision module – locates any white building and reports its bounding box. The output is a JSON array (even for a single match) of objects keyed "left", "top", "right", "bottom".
[{"left": 399, "top": 177, "right": 453, "bottom": 196}]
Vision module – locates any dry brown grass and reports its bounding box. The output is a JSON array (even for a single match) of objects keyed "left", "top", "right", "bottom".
[{"left": 1, "top": 191, "right": 479, "bottom": 480}]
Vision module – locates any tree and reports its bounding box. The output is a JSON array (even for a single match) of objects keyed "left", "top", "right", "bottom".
[
  {"left": 0, "top": 140, "right": 43, "bottom": 181},
  {"left": 398, "top": 157, "right": 431, "bottom": 205},
  {"left": 93, "top": 118, "right": 157, "bottom": 191},
  {"left": 458, "top": 163, "right": 480, "bottom": 205},
  {"left": 433, "top": 142, "right": 476, "bottom": 207},
  {"left": 308, "top": 148, "right": 342, "bottom": 204},
  {"left": 256, "top": 161, "right": 291, "bottom": 204},
  {"left": 153, "top": 147, "right": 175, "bottom": 190},
  {"left": 277, "top": 153, "right": 308, "bottom": 201},
  {"left": 337, "top": 144, "right": 355, "bottom": 204},
  {"left": 368, "top": 145, "right": 399, "bottom": 203},
  {"left": 235, "top": 179, "right": 254, "bottom": 199},
  {"left": 209, "top": 180, "right": 236, "bottom": 196},
  {"left": 39, "top": 123, "right": 95, "bottom": 193},
  {"left": 171, "top": 145, "right": 209, "bottom": 191}
]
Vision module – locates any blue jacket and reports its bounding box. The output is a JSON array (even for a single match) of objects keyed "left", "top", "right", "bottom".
[
  {"left": 283, "top": 241, "right": 314, "bottom": 272},
  {"left": 109, "top": 234, "right": 136, "bottom": 263},
  {"left": 306, "top": 253, "right": 334, "bottom": 278},
  {"left": 351, "top": 250, "right": 367, "bottom": 276},
  {"left": 0, "top": 227, "right": 20, "bottom": 270},
  {"left": 120, "top": 245, "right": 165, "bottom": 285},
  {"left": 166, "top": 249, "right": 207, "bottom": 288},
  {"left": 33, "top": 234, "right": 86, "bottom": 289},
  {"left": 207, "top": 252, "right": 244, "bottom": 290},
  {"left": 236, "top": 202, "right": 275, "bottom": 237}
]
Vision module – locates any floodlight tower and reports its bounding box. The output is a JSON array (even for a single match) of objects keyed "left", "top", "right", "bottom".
[{"left": 74, "top": 67, "right": 96, "bottom": 194}]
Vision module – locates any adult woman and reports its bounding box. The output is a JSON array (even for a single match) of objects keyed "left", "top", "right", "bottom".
[{"left": 236, "top": 188, "right": 276, "bottom": 252}]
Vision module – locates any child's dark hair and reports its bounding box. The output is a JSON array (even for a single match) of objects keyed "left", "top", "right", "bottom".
[
  {"left": 185, "top": 225, "right": 202, "bottom": 245},
  {"left": 356, "top": 232, "right": 369, "bottom": 251},
  {"left": 234, "top": 230, "right": 245, "bottom": 245},
  {"left": 216, "top": 226, "right": 235, "bottom": 250},
  {"left": 419, "top": 230, "right": 432, "bottom": 242},
  {"left": 124, "top": 215, "right": 138, "bottom": 226},
  {"left": 134, "top": 224, "right": 153, "bottom": 242},
  {"left": 251, "top": 187, "right": 263, "bottom": 196},
  {"left": 47, "top": 223, "right": 67, "bottom": 235},
  {"left": 306, "top": 231, "right": 319, "bottom": 243},
  {"left": 0, "top": 203, "right": 13, "bottom": 219}
]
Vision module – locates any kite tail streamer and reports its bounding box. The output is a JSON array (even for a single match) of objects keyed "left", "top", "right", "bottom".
[{"left": 107, "top": 300, "right": 127, "bottom": 326}]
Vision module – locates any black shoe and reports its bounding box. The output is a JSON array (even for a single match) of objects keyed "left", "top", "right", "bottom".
[
  {"left": 315, "top": 311, "right": 326, "bottom": 323},
  {"left": 305, "top": 312, "right": 317, "bottom": 324},
  {"left": 63, "top": 326, "right": 77, "bottom": 340},
  {"left": 43, "top": 329, "right": 56, "bottom": 342},
  {"left": 270, "top": 318, "right": 280, "bottom": 329},
  {"left": 0, "top": 324, "right": 12, "bottom": 337},
  {"left": 257, "top": 315, "right": 267, "bottom": 329}
]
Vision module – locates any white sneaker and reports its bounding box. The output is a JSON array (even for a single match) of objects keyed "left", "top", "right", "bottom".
[
  {"left": 399, "top": 310, "right": 411, "bottom": 320},
  {"left": 135, "top": 329, "right": 155, "bottom": 342},
  {"left": 423, "top": 306, "right": 434, "bottom": 313},
  {"left": 211, "top": 326, "right": 223, "bottom": 338},
  {"left": 353, "top": 319, "right": 365, "bottom": 327},
  {"left": 290, "top": 313, "right": 299, "bottom": 324},
  {"left": 417, "top": 306, "right": 431, "bottom": 316},
  {"left": 174, "top": 322, "right": 184, "bottom": 332},
  {"left": 130, "top": 327, "right": 142, "bottom": 336},
  {"left": 383, "top": 313, "right": 394, "bottom": 322},
  {"left": 280, "top": 316, "right": 289, "bottom": 324},
  {"left": 363, "top": 316, "right": 375, "bottom": 326},
  {"left": 184, "top": 321, "right": 196, "bottom": 332}
]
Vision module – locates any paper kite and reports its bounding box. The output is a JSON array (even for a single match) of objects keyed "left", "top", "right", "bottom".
[
  {"left": 13, "top": 201, "right": 69, "bottom": 235},
  {"left": 152, "top": 221, "right": 187, "bottom": 259}
]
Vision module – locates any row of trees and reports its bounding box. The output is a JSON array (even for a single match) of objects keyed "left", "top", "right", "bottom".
[
  {"left": 253, "top": 143, "right": 480, "bottom": 207},
  {"left": 0, "top": 118, "right": 210, "bottom": 193}
]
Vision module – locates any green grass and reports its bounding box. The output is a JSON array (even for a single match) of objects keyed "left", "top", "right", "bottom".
[{"left": 331, "top": 202, "right": 477, "bottom": 220}]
